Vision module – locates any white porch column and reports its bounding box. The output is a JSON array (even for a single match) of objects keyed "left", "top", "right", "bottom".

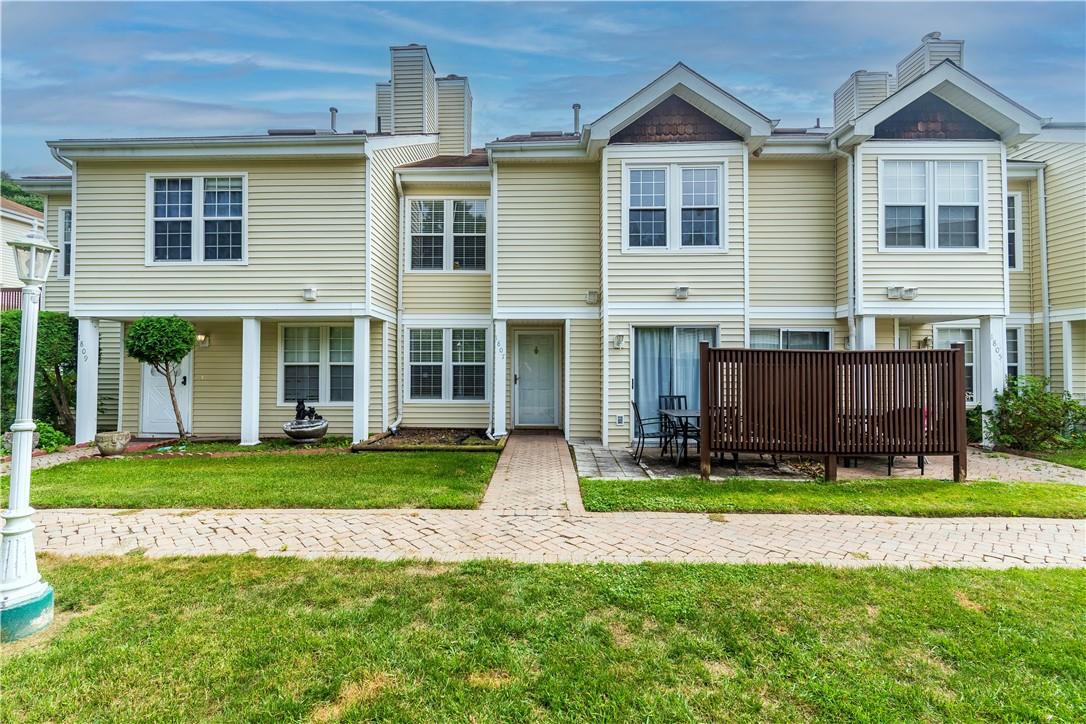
[
  {"left": 352, "top": 317, "right": 370, "bottom": 443},
  {"left": 74, "top": 318, "right": 99, "bottom": 443},
  {"left": 493, "top": 320, "right": 508, "bottom": 437},
  {"left": 977, "top": 316, "right": 1007, "bottom": 446},
  {"left": 1061, "top": 321, "right": 1074, "bottom": 396},
  {"left": 240, "top": 318, "right": 261, "bottom": 445},
  {"left": 856, "top": 315, "right": 877, "bottom": 350}
]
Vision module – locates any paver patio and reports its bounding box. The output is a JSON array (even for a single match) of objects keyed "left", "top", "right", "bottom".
[{"left": 29, "top": 432, "right": 1086, "bottom": 568}]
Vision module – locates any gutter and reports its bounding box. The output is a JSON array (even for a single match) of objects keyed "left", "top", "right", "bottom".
[
  {"left": 389, "top": 173, "right": 406, "bottom": 433},
  {"left": 50, "top": 146, "right": 73, "bottom": 169},
  {"left": 830, "top": 139, "right": 857, "bottom": 348},
  {"left": 1037, "top": 166, "right": 1052, "bottom": 379}
]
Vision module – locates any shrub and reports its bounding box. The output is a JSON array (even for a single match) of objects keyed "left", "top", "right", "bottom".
[
  {"left": 34, "top": 420, "right": 72, "bottom": 453},
  {"left": 985, "top": 376, "right": 1086, "bottom": 451},
  {"left": 966, "top": 407, "right": 984, "bottom": 444},
  {"left": 0, "top": 309, "right": 78, "bottom": 434},
  {"left": 125, "top": 317, "right": 196, "bottom": 439}
]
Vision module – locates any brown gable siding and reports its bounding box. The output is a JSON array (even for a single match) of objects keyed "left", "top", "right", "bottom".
[
  {"left": 874, "top": 93, "right": 1000, "bottom": 140},
  {"left": 611, "top": 95, "right": 741, "bottom": 144}
]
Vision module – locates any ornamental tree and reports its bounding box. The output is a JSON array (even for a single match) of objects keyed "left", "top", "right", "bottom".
[
  {"left": 0, "top": 309, "right": 78, "bottom": 434},
  {"left": 125, "top": 316, "right": 196, "bottom": 439}
]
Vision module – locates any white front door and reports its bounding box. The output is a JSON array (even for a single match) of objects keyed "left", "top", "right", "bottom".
[
  {"left": 140, "top": 353, "right": 193, "bottom": 435},
  {"left": 514, "top": 331, "right": 558, "bottom": 426}
]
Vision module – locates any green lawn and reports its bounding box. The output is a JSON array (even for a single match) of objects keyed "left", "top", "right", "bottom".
[
  {"left": 581, "top": 477, "right": 1086, "bottom": 518},
  {"left": 135, "top": 436, "right": 354, "bottom": 454},
  {"left": 1034, "top": 449, "right": 1086, "bottom": 470},
  {"left": 5, "top": 451, "right": 498, "bottom": 509},
  {"left": 3, "top": 555, "right": 1083, "bottom": 722}
]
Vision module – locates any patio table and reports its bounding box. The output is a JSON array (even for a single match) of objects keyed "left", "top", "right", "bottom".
[{"left": 660, "top": 408, "right": 700, "bottom": 466}]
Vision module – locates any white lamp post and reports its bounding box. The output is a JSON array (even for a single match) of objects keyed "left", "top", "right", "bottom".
[{"left": 1, "top": 222, "right": 57, "bottom": 642}]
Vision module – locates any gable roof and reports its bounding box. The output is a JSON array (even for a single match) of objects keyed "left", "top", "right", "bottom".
[
  {"left": 831, "top": 60, "right": 1043, "bottom": 147},
  {"left": 584, "top": 62, "right": 776, "bottom": 153},
  {"left": 1, "top": 197, "right": 44, "bottom": 222}
]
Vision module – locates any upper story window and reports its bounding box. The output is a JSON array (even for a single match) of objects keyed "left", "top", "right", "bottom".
[
  {"left": 409, "top": 199, "right": 487, "bottom": 271},
  {"left": 280, "top": 325, "right": 353, "bottom": 405},
  {"left": 408, "top": 327, "right": 488, "bottom": 401},
  {"left": 58, "top": 207, "right": 73, "bottom": 278},
  {"left": 146, "top": 174, "right": 247, "bottom": 264},
  {"left": 1006, "top": 193, "right": 1022, "bottom": 270},
  {"left": 881, "top": 160, "right": 983, "bottom": 250},
  {"left": 625, "top": 163, "right": 725, "bottom": 251}
]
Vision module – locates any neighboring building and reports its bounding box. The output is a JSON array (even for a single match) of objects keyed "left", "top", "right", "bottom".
[
  {"left": 1, "top": 197, "right": 44, "bottom": 307},
  {"left": 19, "top": 34, "right": 1086, "bottom": 448}
]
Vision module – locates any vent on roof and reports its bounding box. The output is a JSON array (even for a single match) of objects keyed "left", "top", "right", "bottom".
[
  {"left": 267, "top": 128, "right": 317, "bottom": 136},
  {"left": 530, "top": 131, "right": 563, "bottom": 137}
]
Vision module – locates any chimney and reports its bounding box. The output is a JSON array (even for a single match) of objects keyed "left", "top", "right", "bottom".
[
  {"left": 329, "top": 107, "right": 338, "bottom": 133},
  {"left": 896, "top": 31, "right": 965, "bottom": 89},
  {"left": 833, "top": 70, "right": 893, "bottom": 126},
  {"left": 572, "top": 103, "right": 581, "bottom": 133},
  {"left": 437, "top": 75, "right": 472, "bottom": 155},
  {"left": 375, "top": 81, "right": 391, "bottom": 134},
  {"left": 390, "top": 44, "right": 437, "bottom": 135}
]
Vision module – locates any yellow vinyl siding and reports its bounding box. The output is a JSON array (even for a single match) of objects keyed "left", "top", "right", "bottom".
[
  {"left": 73, "top": 159, "right": 365, "bottom": 306},
  {"left": 860, "top": 145, "right": 1005, "bottom": 311},
  {"left": 401, "top": 403, "right": 489, "bottom": 428},
  {"left": 497, "top": 161, "right": 600, "bottom": 308},
  {"left": 835, "top": 158, "right": 849, "bottom": 311},
  {"left": 437, "top": 79, "right": 470, "bottom": 156},
  {"left": 96, "top": 320, "right": 123, "bottom": 432},
  {"left": 386, "top": 321, "right": 399, "bottom": 426},
  {"left": 1007, "top": 179, "right": 1034, "bottom": 313},
  {"left": 42, "top": 192, "right": 71, "bottom": 311},
  {"left": 404, "top": 274, "right": 491, "bottom": 313},
  {"left": 569, "top": 318, "right": 602, "bottom": 440},
  {"left": 369, "top": 318, "right": 383, "bottom": 433},
  {"left": 366, "top": 141, "right": 440, "bottom": 315},
  {"left": 375, "top": 83, "right": 391, "bottom": 132},
  {"left": 391, "top": 48, "right": 426, "bottom": 134},
  {"left": 749, "top": 159, "right": 836, "bottom": 307}
]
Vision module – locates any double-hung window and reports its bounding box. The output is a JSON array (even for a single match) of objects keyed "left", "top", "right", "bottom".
[
  {"left": 881, "top": 160, "right": 983, "bottom": 250},
  {"left": 409, "top": 327, "right": 488, "bottom": 401},
  {"left": 409, "top": 199, "right": 487, "bottom": 271},
  {"left": 936, "top": 327, "right": 976, "bottom": 403},
  {"left": 1006, "top": 193, "right": 1022, "bottom": 270},
  {"left": 280, "top": 325, "right": 353, "bottom": 405},
  {"left": 626, "top": 163, "right": 725, "bottom": 250},
  {"left": 58, "top": 207, "right": 73, "bottom": 278},
  {"left": 148, "top": 174, "right": 246, "bottom": 263},
  {"left": 1006, "top": 327, "right": 1021, "bottom": 379},
  {"left": 750, "top": 328, "right": 832, "bottom": 350}
]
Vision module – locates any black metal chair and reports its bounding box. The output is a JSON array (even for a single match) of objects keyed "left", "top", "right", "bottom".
[
  {"left": 658, "top": 395, "right": 687, "bottom": 457},
  {"left": 632, "top": 401, "right": 666, "bottom": 464}
]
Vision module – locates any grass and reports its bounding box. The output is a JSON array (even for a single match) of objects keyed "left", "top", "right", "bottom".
[
  {"left": 580, "top": 477, "right": 1086, "bottom": 518},
  {"left": 135, "top": 436, "right": 354, "bottom": 454},
  {"left": 3, "top": 555, "right": 1083, "bottom": 722},
  {"left": 1033, "top": 448, "right": 1086, "bottom": 470},
  {"left": 4, "top": 451, "right": 498, "bottom": 509}
]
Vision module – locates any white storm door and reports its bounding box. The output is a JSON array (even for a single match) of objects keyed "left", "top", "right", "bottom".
[
  {"left": 514, "top": 331, "right": 558, "bottom": 426},
  {"left": 140, "top": 353, "right": 193, "bottom": 435}
]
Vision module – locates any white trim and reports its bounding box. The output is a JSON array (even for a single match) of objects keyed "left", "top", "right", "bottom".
[
  {"left": 620, "top": 160, "right": 728, "bottom": 253},
  {"left": 853, "top": 147, "right": 863, "bottom": 315},
  {"left": 115, "top": 327, "right": 124, "bottom": 432},
  {"left": 0, "top": 206, "right": 42, "bottom": 225},
  {"left": 68, "top": 160, "right": 77, "bottom": 312},
  {"left": 741, "top": 147, "right": 750, "bottom": 345},
  {"left": 512, "top": 329, "right": 560, "bottom": 427},
  {"left": 276, "top": 322, "right": 356, "bottom": 408},
  {"left": 397, "top": 168, "right": 490, "bottom": 186},
  {"left": 381, "top": 321, "right": 389, "bottom": 431},
  {"left": 862, "top": 301, "right": 1007, "bottom": 315},
  {"left": 369, "top": 304, "right": 395, "bottom": 324},
  {"left": 56, "top": 206, "right": 73, "bottom": 279},
  {"left": 405, "top": 196, "right": 490, "bottom": 272},
  {"left": 74, "top": 302, "right": 369, "bottom": 318},
  {"left": 749, "top": 306, "right": 837, "bottom": 320},
  {"left": 748, "top": 326, "right": 835, "bottom": 350},
  {"left": 363, "top": 134, "right": 437, "bottom": 151},
  {"left": 1006, "top": 191, "right": 1023, "bottom": 272},
  {"left": 1062, "top": 320, "right": 1074, "bottom": 395},
  {"left": 1005, "top": 324, "right": 1025, "bottom": 378},
  {"left": 363, "top": 156, "right": 373, "bottom": 316},
  {"left": 490, "top": 163, "right": 499, "bottom": 314},
  {"left": 876, "top": 157, "right": 988, "bottom": 252},
  {"left": 144, "top": 172, "right": 249, "bottom": 266},
  {"left": 352, "top": 317, "right": 370, "bottom": 442},
  {"left": 240, "top": 318, "right": 261, "bottom": 445},
  {"left": 600, "top": 146, "right": 610, "bottom": 446},
  {"left": 404, "top": 324, "right": 491, "bottom": 404},
  {"left": 494, "top": 307, "right": 598, "bottom": 320},
  {"left": 75, "top": 318, "right": 100, "bottom": 443},
  {"left": 1001, "top": 145, "right": 1010, "bottom": 316},
  {"left": 563, "top": 320, "right": 571, "bottom": 437},
  {"left": 492, "top": 320, "right": 508, "bottom": 436},
  {"left": 50, "top": 135, "right": 371, "bottom": 159},
  {"left": 1031, "top": 127, "right": 1086, "bottom": 144}
]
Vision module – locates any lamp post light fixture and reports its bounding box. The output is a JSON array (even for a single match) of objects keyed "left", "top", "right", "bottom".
[{"left": 1, "top": 222, "right": 58, "bottom": 642}]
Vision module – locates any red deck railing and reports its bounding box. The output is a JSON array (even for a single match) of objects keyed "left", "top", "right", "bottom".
[{"left": 698, "top": 342, "right": 967, "bottom": 481}]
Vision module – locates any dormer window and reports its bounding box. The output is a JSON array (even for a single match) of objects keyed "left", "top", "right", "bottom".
[
  {"left": 624, "top": 163, "right": 725, "bottom": 252},
  {"left": 880, "top": 160, "right": 983, "bottom": 250}
]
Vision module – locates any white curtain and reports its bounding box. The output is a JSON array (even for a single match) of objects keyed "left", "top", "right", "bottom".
[
  {"left": 674, "top": 328, "right": 716, "bottom": 408},
  {"left": 634, "top": 328, "right": 672, "bottom": 434}
]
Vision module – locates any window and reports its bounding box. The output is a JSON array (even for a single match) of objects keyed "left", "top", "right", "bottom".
[
  {"left": 750, "top": 328, "right": 832, "bottom": 350},
  {"left": 1006, "top": 327, "right": 1021, "bottom": 379},
  {"left": 633, "top": 327, "right": 717, "bottom": 434},
  {"left": 625, "top": 163, "right": 725, "bottom": 251},
  {"left": 408, "top": 327, "right": 488, "bottom": 401},
  {"left": 148, "top": 174, "right": 246, "bottom": 263},
  {"left": 880, "top": 159, "right": 983, "bottom": 250},
  {"left": 936, "top": 327, "right": 976, "bottom": 404},
  {"left": 409, "top": 199, "right": 487, "bottom": 271},
  {"left": 58, "top": 207, "right": 73, "bottom": 278},
  {"left": 280, "top": 325, "right": 353, "bottom": 405},
  {"left": 1006, "top": 193, "right": 1021, "bottom": 270}
]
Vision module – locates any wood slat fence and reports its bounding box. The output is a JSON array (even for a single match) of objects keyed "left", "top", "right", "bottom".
[
  {"left": 698, "top": 342, "right": 967, "bottom": 481},
  {"left": 1, "top": 287, "right": 23, "bottom": 311}
]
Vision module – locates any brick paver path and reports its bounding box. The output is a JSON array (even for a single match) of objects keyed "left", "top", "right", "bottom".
[
  {"left": 36, "top": 508, "right": 1083, "bottom": 567},
  {"left": 482, "top": 431, "right": 584, "bottom": 513}
]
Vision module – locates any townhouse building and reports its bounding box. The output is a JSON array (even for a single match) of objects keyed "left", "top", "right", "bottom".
[{"left": 17, "top": 33, "right": 1085, "bottom": 449}]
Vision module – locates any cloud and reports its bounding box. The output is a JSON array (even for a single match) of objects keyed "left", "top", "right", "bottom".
[
  {"left": 365, "top": 7, "right": 573, "bottom": 54},
  {"left": 145, "top": 50, "right": 385, "bottom": 77},
  {"left": 0, "top": 59, "right": 64, "bottom": 89},
  {"left": 243, "top": 87, "right": 374, "bottom": 103}
]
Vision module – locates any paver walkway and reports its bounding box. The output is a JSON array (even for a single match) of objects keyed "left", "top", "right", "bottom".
[{"left": 482, "top": 431, "right": 583, "bottom": 513}]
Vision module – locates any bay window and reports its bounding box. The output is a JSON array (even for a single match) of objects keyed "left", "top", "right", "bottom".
[
  {"left": 409, "top": 327, "right": 488, "bottom": 401},
  {"left": 147, "top": 174, "right": 246, "bottom": 263},
  {"left": 409, "top": 199, "right": 487, "bottom": 271},
  {"left": 881, "top": 159, "right": 983, "bottom": 250},
  {"left": 625, "top": 163, "right": 725, "bottom": 251},
  {"left": 280, "top": 325, "right": 353, "bottom": 405}
]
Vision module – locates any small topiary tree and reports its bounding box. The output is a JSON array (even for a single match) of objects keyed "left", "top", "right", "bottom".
[
  {"left": 985, "top": 376, "right": 1086, "bottom": 451},
  {"left": 125, "top": 316, "right": 196, "bottom": 439},
  {"left": 0, "top": 309, "right": 78, "bottom": 435}
]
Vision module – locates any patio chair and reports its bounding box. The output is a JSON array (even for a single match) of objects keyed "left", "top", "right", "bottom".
[
  {"left": 658, "top": 395, "right": 687, "bottom": 457},
  {"left": 632, "top": 401, "right": 666, "bottom": 464}
]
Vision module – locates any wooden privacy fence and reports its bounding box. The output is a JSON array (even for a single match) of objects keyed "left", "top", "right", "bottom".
[{"left": 698, "top": 342, "right": 968, "bottom": 481}]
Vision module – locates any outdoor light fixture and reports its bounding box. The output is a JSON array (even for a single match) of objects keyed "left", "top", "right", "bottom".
[
  {"left": 196, "top": 333, "right": 211, "bottom": 347},
  {"left": 674, "top": 286, "right": 689, "bottom": 300},
  {"left": 584, "top": 290, "right": 599, "bottom": 305},
  {"left": 1, "top": 223, "right": 58, "bottom": 642},
  {"left": 302, "top": 287, "right": 318, "bottom": 302},
  {"left": 612, "top": 333, "right": 626, "bottom": 349}
]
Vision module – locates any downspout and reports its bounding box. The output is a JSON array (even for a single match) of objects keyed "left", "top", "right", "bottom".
[
  {"left": 389, "top": 173, "right": 406, "bottom": 432},
  {"left": 1037, "top": 166, "right": 1052, "bottom": 379},
  {"left": 831, "top": 139, "right": 857, "bottom": 348},
  {"left": 485, "top": 156, "right": 498, "bottom": 440},
  {"left": 50, "top": 146, "right": 73, "bottom": 169}
]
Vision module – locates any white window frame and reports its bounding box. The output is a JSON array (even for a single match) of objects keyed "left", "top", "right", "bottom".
[
  {"left": 405, "top": 196, "right": 489, "bottom": 273},
  {"left": 405, "top": 326, "right": 491, "bottom": 403},
  {"left": 1006, "top": 325, "right": 1025, "bottom": 378},
  {"left": 749, "top": 327, "right": 835, "bottom": 350},
  {"left": 277, "top": 323, "right": 353, "bottom": 407},
  {"left": 877, "top": 158, "right": 987, "bottom": 252},
  {"left": 57, "top": 206, "right": 73, "bottom": 278},
  {"left": 621, "top": 161, "right": 727, "bottom": 253},
  {"left": 935, "top": 326, "right": 978, "bottom": 405},
  {"left": 144, "top": 172, "right": 248, "bottom": 266},
  {"left": 1006, "top": 192, "right": 1023, "bottom": 271}
]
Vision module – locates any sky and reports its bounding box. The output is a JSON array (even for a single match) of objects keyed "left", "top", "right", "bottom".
[{"left": 2, "top": 1, "right": 1084, "bottom": 176}]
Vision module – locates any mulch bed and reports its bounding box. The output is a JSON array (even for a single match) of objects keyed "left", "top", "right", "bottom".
[{"left": 365, "top": 427, "right": 500, "bottom": 449}]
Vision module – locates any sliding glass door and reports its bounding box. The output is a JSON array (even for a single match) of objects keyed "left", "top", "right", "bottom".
[{"left": 633, "top": 327, "right": 717, "bottom": 434}]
